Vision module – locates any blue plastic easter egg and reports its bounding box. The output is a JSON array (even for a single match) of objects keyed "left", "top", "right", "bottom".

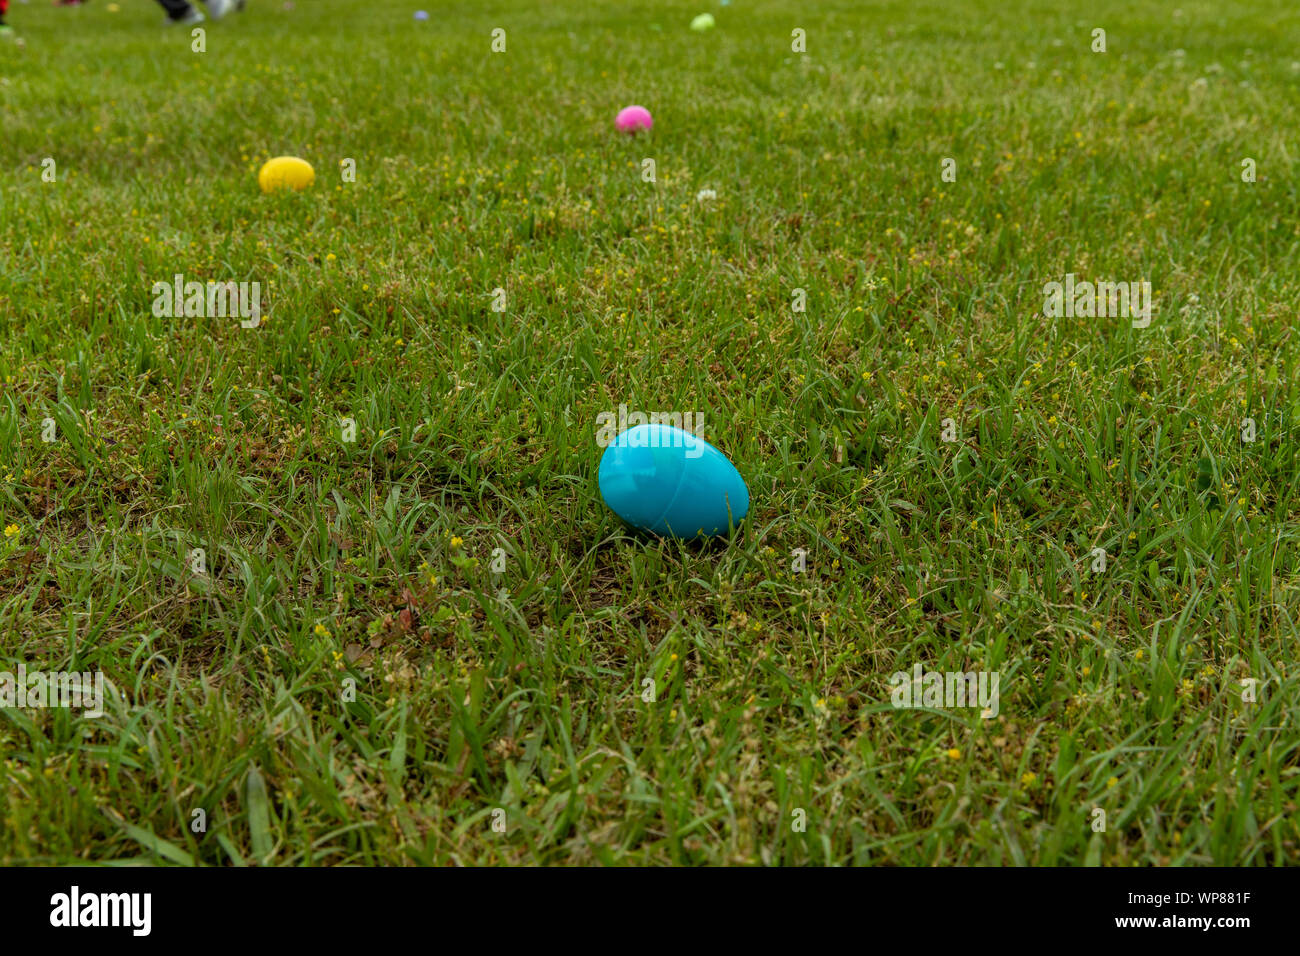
[{"left": 598, "top": 424, "right": 749, "bottom": 538}]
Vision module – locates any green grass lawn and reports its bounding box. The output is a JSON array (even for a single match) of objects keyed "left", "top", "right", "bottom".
[{"left": 2, "top": 0, "right": 1299, "bottom": 865}]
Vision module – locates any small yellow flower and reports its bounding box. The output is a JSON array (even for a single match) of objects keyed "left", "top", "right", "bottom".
[
  {"left": 450, "top": 535, "right": 464, "bottom": 549},
  {"left": 1021, "top": 772, "right": 1037, "bottom": 786},
  {"left": 1106, "top": 776, "right": 1119, "bottom": 789},
  {"left": 945, "top": 748, "right": 961, "bottom": 760},
  {"left": 2, "top": 524, "right": 18, "bottom": 539},
  {"left": 325, "top": 253, "right": 337, "bottom": 262},
  {"left": 313, "top": 623, "right": 331, "bottom": 638}
]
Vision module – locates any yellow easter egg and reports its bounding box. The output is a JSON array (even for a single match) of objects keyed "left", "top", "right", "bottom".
[{"left": 258, "top": 156, "right": 315, "bottom": 193}]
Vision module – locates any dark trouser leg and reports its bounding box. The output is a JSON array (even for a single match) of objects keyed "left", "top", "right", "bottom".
[{"left": 155, "top": 0, "right": 197, "bottom": 19}]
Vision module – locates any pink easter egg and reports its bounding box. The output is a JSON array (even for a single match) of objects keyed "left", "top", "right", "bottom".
[{"left": 615, "top": 105, "right": 654, "bottom": 134}]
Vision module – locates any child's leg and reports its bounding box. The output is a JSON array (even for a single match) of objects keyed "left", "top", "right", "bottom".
[{"left": 155, "top": 0, "right": 199, "bottom": 21}]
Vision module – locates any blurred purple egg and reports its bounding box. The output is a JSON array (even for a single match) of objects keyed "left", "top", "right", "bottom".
[
  {"left": 414, "top": 10, "right": 429, "bottom": 19},
  {"left": 615, "top": 105, "right": 654, "bottom": 134}
]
